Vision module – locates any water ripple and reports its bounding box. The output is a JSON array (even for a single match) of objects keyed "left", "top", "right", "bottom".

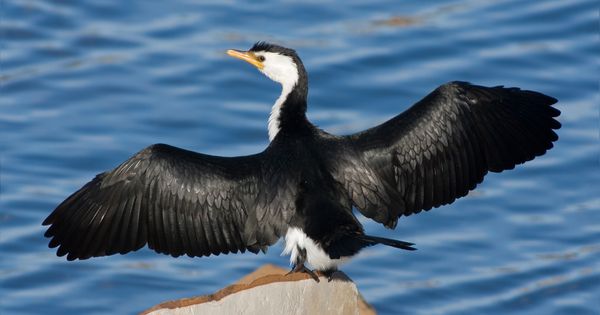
[{"left": 1, "top": 0, "right": 597, "bottom": 314}]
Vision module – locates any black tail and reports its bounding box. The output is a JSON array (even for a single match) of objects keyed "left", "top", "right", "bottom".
[{"left": 359, "top": 235, "right": 416, "bottom": 251}]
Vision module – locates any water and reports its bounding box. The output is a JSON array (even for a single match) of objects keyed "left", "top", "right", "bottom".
[{"left": 1, "top": 0, "right": 598, "bottom": 314}]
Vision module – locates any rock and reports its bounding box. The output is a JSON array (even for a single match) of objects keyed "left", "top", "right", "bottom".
[{"left": 141, "top": 264, "right": 376, "bottom": 315}]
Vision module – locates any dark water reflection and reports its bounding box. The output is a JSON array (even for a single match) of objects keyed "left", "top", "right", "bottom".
[{"left": 1, "top": 0, "right": 598, "bottom": 314}]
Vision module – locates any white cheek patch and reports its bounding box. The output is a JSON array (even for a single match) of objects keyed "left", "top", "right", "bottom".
[
  {"left": 256, "top": 52, "right": 299, "bottom": 141},
  {"left": 258, "top": 52, "right": 299, "bottom": 87}
]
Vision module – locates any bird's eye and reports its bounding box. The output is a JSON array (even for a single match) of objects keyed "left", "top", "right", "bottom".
[{"left": 258, "top": 55, "right": 265, "bottom": 62}]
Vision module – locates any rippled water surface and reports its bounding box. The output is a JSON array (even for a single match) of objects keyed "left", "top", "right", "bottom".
[{"left": 1, "top": 0, "right": 598, "bottom": 314}]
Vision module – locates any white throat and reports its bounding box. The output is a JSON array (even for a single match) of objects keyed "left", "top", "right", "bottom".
[
  {"left": 268, "top": 82, "right": 295, "bottom": 141},
  {"left": 255, "top": 51, "right": 299, "bottom": 141}
]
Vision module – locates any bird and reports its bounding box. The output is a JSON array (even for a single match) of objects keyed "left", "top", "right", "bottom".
[{"left": 43, "top": 41, "right": 560, "bottom": 282}]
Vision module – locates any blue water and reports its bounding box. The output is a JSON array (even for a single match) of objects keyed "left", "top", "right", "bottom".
[{"left": 1, "top": 0, "right": 598, "bottom": 314}]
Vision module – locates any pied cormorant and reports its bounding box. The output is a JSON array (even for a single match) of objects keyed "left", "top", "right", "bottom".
[{"left": 43, "top": 42, "right": 560, "bottom": 281}]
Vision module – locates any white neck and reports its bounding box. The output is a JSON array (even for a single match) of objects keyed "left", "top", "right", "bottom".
[
  {"left": 255, "top": 51, "right": 299, "bottom": 141},
  {"left": 268, "top": 81, "right": 295, "bottom": 141}
]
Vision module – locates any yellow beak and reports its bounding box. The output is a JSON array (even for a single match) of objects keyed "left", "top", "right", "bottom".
[{"left": 227, "top": 49, "right": 264, "bottom": 69}]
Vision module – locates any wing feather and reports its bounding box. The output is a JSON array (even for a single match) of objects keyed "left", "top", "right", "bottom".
[
  {"left": 334, "top": 81, "right": 560, "bottom": 228},
  {"left": 43, "top": 143, "right": 291, "bottom": 260}
]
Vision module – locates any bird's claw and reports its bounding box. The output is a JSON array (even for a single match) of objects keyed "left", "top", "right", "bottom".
[
  {"left": 287, "top": 264, "right": 320, "bottom": 282},
  {"left": 320, "top": 269, "right": 336, "bottom": 282}
]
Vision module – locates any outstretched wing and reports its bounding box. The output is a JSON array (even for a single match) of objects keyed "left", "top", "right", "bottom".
[
  {"left": 43, "top": 144, "right": 296, "bottom": 260},
  {"left": 333, "top": 81, "right": 560, "bottom": 228}
]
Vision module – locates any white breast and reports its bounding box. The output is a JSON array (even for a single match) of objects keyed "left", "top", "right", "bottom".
[{"left": 282, "top": 227, "right": 348, "bottom": 271}]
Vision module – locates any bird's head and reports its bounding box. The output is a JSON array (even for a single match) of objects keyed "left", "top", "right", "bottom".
[
  {"left": 227, "top": 42, "right": 305, "bottom": 89},
  {"left": 227, "top": 42, "right": 309, "bottom": 141}
]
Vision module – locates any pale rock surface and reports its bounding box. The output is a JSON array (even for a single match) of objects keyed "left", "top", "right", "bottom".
[{"left": 142, "top": 264, "right": 376, "bottom": 315}]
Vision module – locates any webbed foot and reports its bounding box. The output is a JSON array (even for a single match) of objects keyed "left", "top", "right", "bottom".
[
  {"left": 320, "top": 268, "right": 337, "bottom": 282},
  {"left": 286, "top": 263, "right": 320, "bottom": 282}
]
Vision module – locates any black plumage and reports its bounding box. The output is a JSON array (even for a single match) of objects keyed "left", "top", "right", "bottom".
[{"left": 43, "top": 42, "right": 560, "bottom": 275}]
